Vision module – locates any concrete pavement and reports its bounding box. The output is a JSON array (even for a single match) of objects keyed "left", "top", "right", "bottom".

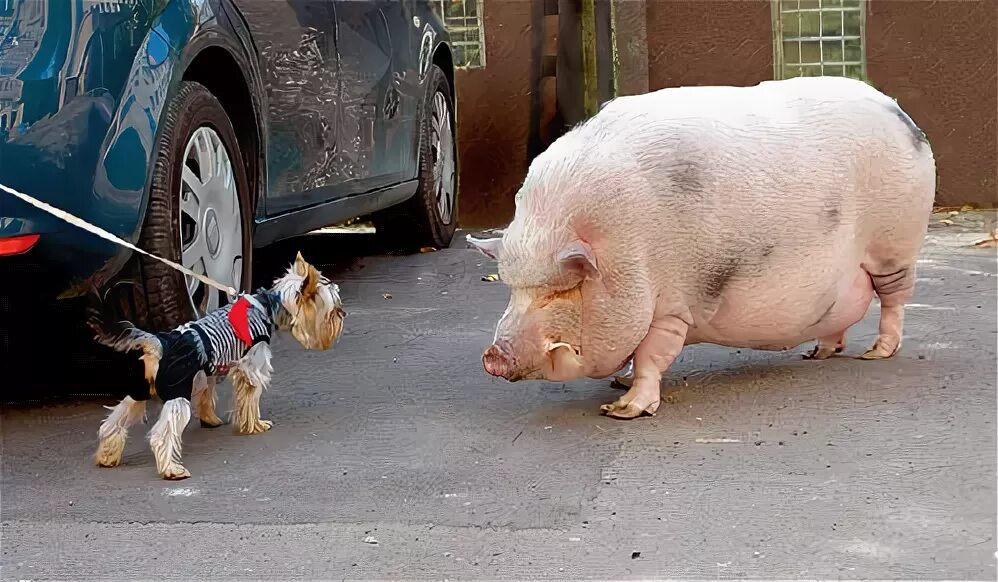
[{"left": 2, "top": 219, "right": 996, "bottom": 579}]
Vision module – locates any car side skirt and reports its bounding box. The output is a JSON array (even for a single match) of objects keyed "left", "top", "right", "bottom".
[{"left": 251, "top": 180, "right": 419, "bottom": 248}]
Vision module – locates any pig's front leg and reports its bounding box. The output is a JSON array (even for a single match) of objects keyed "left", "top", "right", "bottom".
[{"left": 600, "top": 316, "right": 688, "bottom": 420}]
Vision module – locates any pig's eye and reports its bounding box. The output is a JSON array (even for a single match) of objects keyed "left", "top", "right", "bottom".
[
  {"left": 534, "top": 295, "right": 557, "bottom": 309},
  {"left": 534, "top": 283, "right": 583, "bottom": 308}
]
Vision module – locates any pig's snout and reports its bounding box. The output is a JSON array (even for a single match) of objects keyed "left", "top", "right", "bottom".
[{"left": 483, "top": 340, "right": 515, "bottom": 379}]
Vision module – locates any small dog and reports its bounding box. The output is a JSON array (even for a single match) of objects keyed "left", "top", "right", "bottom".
[{"left": 87, "top": 252, "right": 345, "bottom": 480}]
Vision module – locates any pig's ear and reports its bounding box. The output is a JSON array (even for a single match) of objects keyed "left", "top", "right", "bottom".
[
  {"left": 466, "top": 234, "right": 503, "bottom": 260},
  {"left": 558, "top": 241, "right": 600, "bottom": 280}
]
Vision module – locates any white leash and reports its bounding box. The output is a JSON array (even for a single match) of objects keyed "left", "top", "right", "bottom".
[{"left": 1, "top": 182, "right": 239, "bottom": 298}]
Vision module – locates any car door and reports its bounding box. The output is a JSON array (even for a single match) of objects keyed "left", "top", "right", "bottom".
[
  {"left": 231, "top": 0, "right": 341, "bottom": 216},
  {"left": 333, "top": 0, "right": 416, "bottom": 194},
  {"left": 371, "top": 0, "right": 423, "bottom": 181}
]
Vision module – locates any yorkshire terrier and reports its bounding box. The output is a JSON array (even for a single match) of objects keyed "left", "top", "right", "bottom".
[{"left": 87, "top": 252, "right": 345, "bottom": 480}]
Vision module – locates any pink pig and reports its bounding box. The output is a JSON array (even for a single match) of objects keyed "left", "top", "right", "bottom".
[{"left": 469, "top": 76, "right": 936, "bottom": 420}]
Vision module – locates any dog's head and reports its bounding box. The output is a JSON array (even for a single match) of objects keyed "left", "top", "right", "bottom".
[{"left": 273, "top": 252, "right": 346, "bottom": 351}]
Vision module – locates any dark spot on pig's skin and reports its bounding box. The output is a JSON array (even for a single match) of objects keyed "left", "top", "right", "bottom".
[
  {"left": 824, "top": 206, "right": 840, "bottom": 229},
  {"left": 876, "top": 257, "right": 899, "bottom": 273},
  {"left": 702, "top": 257, "right": 740, "bottom": 298},
  {"left": 822, "top": 193, "right": 842, "bottom": 230},
  {"left": 667, "top": 161, "right": 703, "bottom": 196},
  {"left": 889, "top": 104, "right": 929, "bottom": 150},
  {"left": 760, "top": 244, "right": 774, "bottom": 259}
]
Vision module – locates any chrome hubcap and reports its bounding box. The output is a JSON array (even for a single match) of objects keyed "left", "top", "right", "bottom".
[
  {"left": 431, "top": 91, "right": 456, "bottom": 225},
  {"left": 179, "top": 126, "right": 243, "bottom": 316}
]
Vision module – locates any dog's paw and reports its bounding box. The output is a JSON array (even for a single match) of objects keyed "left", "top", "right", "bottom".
[
  {"left": 200, "top": 416, "right": 225, "bottom": 429},
  {"left": 161, "top": 464, "right": 191, "bottom": 480},
  {"left": 239, "top": 419, "right": 273, "bottom": 435},
  {"left": 96, "top": 456, "right": 122, "bottom": 468},
  {"left": 95, "top": 436, "right": 125, "bottom": 467}
]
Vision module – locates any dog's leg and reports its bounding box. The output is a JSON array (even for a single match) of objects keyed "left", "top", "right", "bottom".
[
  {"left": 191, "top": 371, "right": 224, "bottom": 428},
  {"left": 148, "top": 398, "right": 192, "bottom": 480},
  {"left": 230, "top": 342, "right": 274, "bottom": 435},
  {"left": 95, "top": 396, "right": 147, "bottom": 467}
]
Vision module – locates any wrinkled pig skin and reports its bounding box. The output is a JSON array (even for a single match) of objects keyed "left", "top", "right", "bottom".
[{"left": 469, "top": 76, "right": 936, "bottom": 420}]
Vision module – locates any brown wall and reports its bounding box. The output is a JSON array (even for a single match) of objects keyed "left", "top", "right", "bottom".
[
  {"left": 867, "top": 0, "right": 998, "bottom": 207},
  {"left": 454, "top": 0, "right": 540, "bottom": 228},
  {"left": 646, "top": 0, "right": 773, "bottom": 90}
]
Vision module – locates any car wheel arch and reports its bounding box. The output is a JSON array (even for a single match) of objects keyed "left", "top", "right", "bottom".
[
  {"left": 430, "top": 43, "right": 459, "bottom": 198},
  {"left": 178, "top": 43, "right": 266, "bottom": 220},
  {"left": 432, "top": 42, "right": 456, "bottom": 101}
]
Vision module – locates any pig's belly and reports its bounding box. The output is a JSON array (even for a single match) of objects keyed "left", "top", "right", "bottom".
[{"left": 686, "top": 267, "right": 874, "bottom": 350}]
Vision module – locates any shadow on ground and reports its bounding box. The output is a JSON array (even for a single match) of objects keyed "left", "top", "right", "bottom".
[{"left": 1, "top": 229, "right": 477, "bottom": 404}]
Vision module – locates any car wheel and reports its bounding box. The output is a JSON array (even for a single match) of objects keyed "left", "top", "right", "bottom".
[
  {"left": 136, "top": 81, "right": 252, "bottom": 330},
  {"left": 372, "top": 64, "right": 457, "bottom": 251}
]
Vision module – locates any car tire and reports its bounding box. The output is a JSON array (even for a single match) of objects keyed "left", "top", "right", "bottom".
[
  {"left": 372, "top": 64, "right": 457, "bottom": 251},
  {"left": 135, "top": 81, "right": 253, "bottom": 330}
]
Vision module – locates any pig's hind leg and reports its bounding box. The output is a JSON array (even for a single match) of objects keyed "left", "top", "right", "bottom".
[
  {"left": 600, "top": 316, "right": 688, "bottom": 420},
  {"left": 860, "top": 263, "right": 916, "bottom": 360}
]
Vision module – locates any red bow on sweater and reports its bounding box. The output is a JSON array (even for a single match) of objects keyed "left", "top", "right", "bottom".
[{"left": 227, "top": 295, "right": 254, "bottom": 346}]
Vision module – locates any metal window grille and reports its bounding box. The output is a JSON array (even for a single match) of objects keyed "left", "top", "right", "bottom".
[
  {"left": 772, "top": 0, "right": 866, "bottom": 80},
  {"left": 435, "top": 0, "right": 486, "bottom": 68}
]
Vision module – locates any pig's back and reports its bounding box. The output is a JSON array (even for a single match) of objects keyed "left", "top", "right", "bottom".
[
  {"left": 600, "top": 75, "right": 907, "bottom": 131},
  {"left": 587, "top": 75, "right": 934, "bottom": 244}
]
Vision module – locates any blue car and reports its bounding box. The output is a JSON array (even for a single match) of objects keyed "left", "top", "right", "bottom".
[{"left": 0, "top": 0, "right": 458, "bottom": 342}]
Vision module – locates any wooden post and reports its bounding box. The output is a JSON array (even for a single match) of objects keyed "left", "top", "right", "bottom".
[
  {"left": 609, "top": 0, "right": 619, "bottom": 98},
  {"left": 556, "top": 0, "right": 623, "bottom": 126},
  {"left": 610, "top": 0, "right": 648, "bottom": 96},
  {"left": 594, "top": 0, "right": 617, "bottom": 106},
  {"left": 581, "top": 0, "right": 598, "bottom": 117},
  {"left": 556, "top": 0, "right": 584, "bottom": 128}
]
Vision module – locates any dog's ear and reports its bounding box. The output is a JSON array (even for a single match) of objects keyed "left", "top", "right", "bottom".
[
  {"left": 299, "top": 263, "right": 320, "bottom": 299},
  {"left": 293, "top": 251, "right": 310, "bottom": 277}
]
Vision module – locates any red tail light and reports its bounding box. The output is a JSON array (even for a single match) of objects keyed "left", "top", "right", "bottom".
[{"left": 0, "top": 234, "right": 41, "bottom": 256}]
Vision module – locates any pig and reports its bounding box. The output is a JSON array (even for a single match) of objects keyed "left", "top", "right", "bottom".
[{"left": 468, "top": 75, "right": 935, "bottom": 420}]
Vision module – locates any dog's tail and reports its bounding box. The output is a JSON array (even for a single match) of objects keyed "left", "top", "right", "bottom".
[
  {"left": 86, "top": 312, "right": 159, "bottom": 353},
  {"left": 86, "top": 299, "right": 163, "bottom": 395}
]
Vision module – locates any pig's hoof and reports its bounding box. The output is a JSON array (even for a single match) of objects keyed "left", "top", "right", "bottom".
[
  {"left": 599, "top": 399, "right": 659, "bottom": 420},
  {"left": 859, "top": 345, "right": 896, "bottom": 360},
  {"left": 804, "top": 333, "right": 847, "bottom": 360},
  {"left": 803, "top": 345, "right": 842, "bottom": 360}
]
